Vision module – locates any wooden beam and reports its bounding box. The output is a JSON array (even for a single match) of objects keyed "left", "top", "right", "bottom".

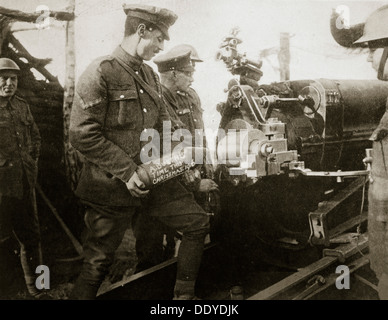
[
  {"left": 63, "top": 0, "right": 80, "bottom": 192},
  {"left": 36, "top": 184, "right": 83, "bottom": 256},
  {"left": 353, "top": 273, "right": 378, "bottom": 292},
  {"left": 247, "top": 234, "right": 368, "bottom": 300},
  {"left": 0, "top": 16, "right": 12, "bottom": 55},
  {"left": 0, "top": 6, "right": 74, "bottom": 23},
  {"left": 300, "top": 255, "right": 371, "bottom": 300},
  {"left": 9, "top": 34, "right": 52, "bottom": 68},
  {"left": 8, "top": 34, "right": 58, "bottom": 83}
]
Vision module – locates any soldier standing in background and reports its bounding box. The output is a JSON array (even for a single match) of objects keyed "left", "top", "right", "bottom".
[
  {"left": 351, "top": 5, "right": 388, "bottom": 300},
  {"left": 154, "top": 44, "right": 219, "bottom": 210},
  {"left": 0, "top": 58, "right": 42, "bottom": 299}
]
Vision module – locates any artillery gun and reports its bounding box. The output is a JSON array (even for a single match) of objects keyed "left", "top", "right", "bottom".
[{"left": 214, "top": 28, "right": 388, "bottom": 268}]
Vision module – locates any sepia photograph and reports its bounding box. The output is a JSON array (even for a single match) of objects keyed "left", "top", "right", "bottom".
[{"left": 0, "top": 0, "right": 387, "bottom": 308}]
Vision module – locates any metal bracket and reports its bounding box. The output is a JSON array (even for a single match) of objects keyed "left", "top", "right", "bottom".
[
  {"left": 308, "top": 211, "right": 330, "bottom": 247},
  {"left": 308, "top": 176, "right": 367, "bottom": 248}
]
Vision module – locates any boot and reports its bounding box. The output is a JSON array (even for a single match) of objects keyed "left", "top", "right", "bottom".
[{"left": 173, "top": 279, "right": 199, "bottom": 300}]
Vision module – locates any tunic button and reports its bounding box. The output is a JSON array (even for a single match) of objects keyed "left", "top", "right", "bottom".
[
  {"left": 120, "top": 95, "right": 124, "bottom": 98},
  {"left": 135, "top": 71, "right": 139, "bottom": 75},
  {"left": 143, "top": 108, "right": 147, "bottom": 113},
  {"left": 9, "top": 163, "right": 13, "bottom": 167},
  {"left": 18, "top": 144, "right": 22, "bottom": 147},
  {"left": 16, "top": 132, "right": 20, "bottom": 135},
  {"left": 194, "top": 119, "right": 197, "bottom": 122},
  {"left": 139, "top": 89, "right": 144, "bottom": 94}
]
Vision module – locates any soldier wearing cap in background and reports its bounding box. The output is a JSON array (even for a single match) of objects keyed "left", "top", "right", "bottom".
[
  {"left": 69, "top": 4, "right": 210, "bottom": 300},
  {"left": 154, "top": 45, "right": 206, "bottom": 141},
  {"left": 0, "top": 58, "right": 42, "bottom": 299},
  {"left": 154, "top": 45, "right": 218, "bottom": 200},
  {"left": 349, "top": 4, "right": 388, "bottom": 300},
  {"left": 133, "top": 45, "right": 219, "bottom": 273}
]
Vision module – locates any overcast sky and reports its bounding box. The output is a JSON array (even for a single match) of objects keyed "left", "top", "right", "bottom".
[{"left": 2, "top": 0, "right": 387, "bottom": 133}]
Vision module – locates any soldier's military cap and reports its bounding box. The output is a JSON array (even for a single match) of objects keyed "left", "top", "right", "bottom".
[
  {"left": 123, "top": 3, "right": 178, "bottom": 40},
  {"left": 154, "top": 44, "right": 203, "bottom": 72},
  {"left": 168, "top": 44, "right": 203, "bottom": 62},
  {"left": 0, "top": 58, "right": 20, "bottom": 72}
]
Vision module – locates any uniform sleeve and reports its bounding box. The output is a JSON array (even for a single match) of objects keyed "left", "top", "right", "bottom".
[
  {"left": 69, "top": 61, "right": 137, "bottom": 183},
  {"left": 27, "top": 105, "right": 41, "bottom": 161}
]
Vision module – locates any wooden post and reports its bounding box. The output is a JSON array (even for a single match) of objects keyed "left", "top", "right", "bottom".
[
  {"left": 278, "top": 32, "right": 291, "bottom": 81},
  {"left": 63, "top": 0, "right": 80, "bottom": 191}
]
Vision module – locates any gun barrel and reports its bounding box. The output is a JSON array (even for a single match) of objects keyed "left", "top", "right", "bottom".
[{"left": 240, "top": 56, "right": 263, "bottom": 69}]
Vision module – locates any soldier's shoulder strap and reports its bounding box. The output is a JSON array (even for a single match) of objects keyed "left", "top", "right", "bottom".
[{"left": 114, "top": 56, "right": 165, "bottom": 109}]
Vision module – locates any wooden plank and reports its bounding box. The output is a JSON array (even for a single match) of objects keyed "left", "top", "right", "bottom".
[
  {"left": 247, "top": 235, "right": 368, "bottom": 300},
  {"left": 329, "top": 212, "right": 368, "bottom": 240},
  {"left": 302, "top": 255, "right": 371, "bottom": 300},
  {"left": 36, "top": 184, "right": 83, "bottom": 256},
  {"left": 97, "top": 242, "right": 217, "bottom": 297},
  {"left": 353, "top": 274, "right": 378, "bottom": 292},
  {"left": 247, "top": 256, "right": 337, "bottom": 300},
  {"left": 97, "top": 257, "right": 178, "bottom": 297}
]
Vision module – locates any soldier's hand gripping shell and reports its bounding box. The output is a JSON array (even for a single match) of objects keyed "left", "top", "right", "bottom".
[
  {"left": 126, "top": 171, "right": 150, "bottom": 198},
  {"left": 198, "top": 179, "right": 219, "bottom": 193},
  {"left": 181, "top": 168, "right": 201, "bottom": 191}
]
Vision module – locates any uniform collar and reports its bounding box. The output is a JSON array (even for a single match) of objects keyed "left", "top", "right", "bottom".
[
  {"left": 0, "top": 96, "right": 16, "bottom": 109},
  {"left": 112, "top": 46, "right": 143, "bottom": 71}
]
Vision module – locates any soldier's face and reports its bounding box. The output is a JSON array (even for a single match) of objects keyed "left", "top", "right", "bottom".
[
  {"left": 367, "top": 48, "right": 388, "bottom": 80},
  {"left": 0, "top": 71, "right": 18, "bottom": 98},
  {"left": 367, "top": 48, "right": 382, "bottom": 71},
  {"left": 137, "top": 28, "right": 165, "bottom": 61},
  {"left": 175, "top": 70, "right": 194, "bottom": 92}
]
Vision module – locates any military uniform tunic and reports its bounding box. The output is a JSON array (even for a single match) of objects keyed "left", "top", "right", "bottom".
[
  {"left": 70, "top": 46, "right": 171, "bottom": 207},
  {"left": 162, "top": 85, "right": 206, "bottom": 146},
  {"left": 0, "top": 95, "right": 40, "bottom": 199}
]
